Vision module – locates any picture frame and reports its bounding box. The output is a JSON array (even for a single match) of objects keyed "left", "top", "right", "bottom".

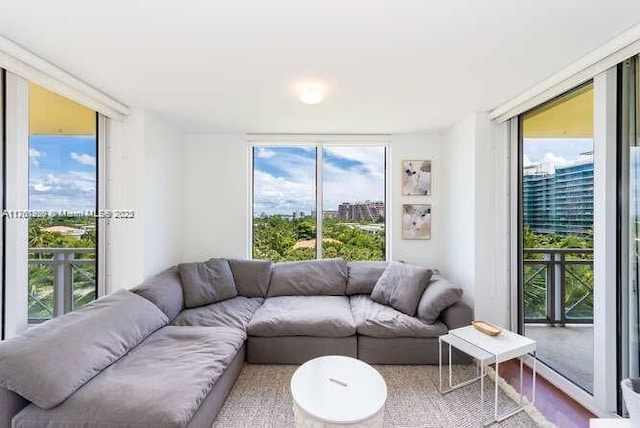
[
  {"left": 402, "top": 160, "right": 431, "bottom": 196},
  {"left": 402, "top": 204, "right": 431, "bottom": 240}
]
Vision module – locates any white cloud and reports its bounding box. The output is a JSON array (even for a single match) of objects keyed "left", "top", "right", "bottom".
[
  {"left": 253, "top": 170, "right": 315, "bottom": 215},
  {"left": 29, "top": 170, "right": 96, "bottom": 211},
  {"left": 523, "top": 154, "right": 533, "bottom": 167},
  {"left": 29, "top": 148, "right": 44, "bottom": 167},
  {"left": 70, "top": 152, "right": 96, "bottom": 166},
  {"left": 254, "top": 147, "right": 276, "bottom": 159},
  {"left": 542, "top": 152, "right": 567, "bottom": 165}
]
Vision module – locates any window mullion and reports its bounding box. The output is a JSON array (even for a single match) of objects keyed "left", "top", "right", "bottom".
[{"left": 316, "top": 145, "right": 323, "bottom": 259}]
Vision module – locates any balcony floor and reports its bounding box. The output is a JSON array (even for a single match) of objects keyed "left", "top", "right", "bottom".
[{"left": 524, "top": 324, "right": 593, "bottom": 395}]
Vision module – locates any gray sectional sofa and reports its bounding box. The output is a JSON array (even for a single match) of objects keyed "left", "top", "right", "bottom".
[{"left": 0, "top": 258, "right": 472, "bottom": 428}]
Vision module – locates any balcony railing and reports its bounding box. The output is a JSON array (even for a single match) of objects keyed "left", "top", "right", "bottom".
[
  {"left": 523, "top": 248, "right": 593, "bottom": 325},
  {"left": 28, "top": 247, "right": 96, "bottom": 324}
]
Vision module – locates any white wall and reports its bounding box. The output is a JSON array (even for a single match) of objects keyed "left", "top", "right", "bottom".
[
  {"left": 442, "top": 115, "right": 476, "bottom": 306},
  {"left": 181, "top": 134, "right": 445, "bottom": 267},
  {"left": 442, "top": 112, "right": 510, "bottom": 327},
  {"left": 106, "top": 108, "right": 184, "bottom": 291},
  {"left": 182, "top": 134, "right": 249, "bottom": 261},
  {"left": 389, "top": 134, "right": 445, "bottom": 267},
  {"left": 142, "top": 111, "right": 184, "bottom": 277}
]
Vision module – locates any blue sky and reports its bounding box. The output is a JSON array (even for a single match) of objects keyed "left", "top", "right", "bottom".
[
  {"left": 29, "top": 135, "right": 96, "bottom": 211},
  {"left": 253, "top": 146, "right": 385, "bottom": 215},
  {"left": 523, "top": 138, "right": 593, "bottom": 166}
]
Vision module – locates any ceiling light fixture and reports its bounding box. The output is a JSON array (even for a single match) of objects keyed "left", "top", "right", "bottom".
[
  {"left": 297, "top": 81, "right": 326, "bottom": 105},
  {"left": 299, "top": 88, "right": 324, "bottom": 105}
]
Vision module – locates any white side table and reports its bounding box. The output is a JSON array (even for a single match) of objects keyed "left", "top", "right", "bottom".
[
  {"left": 290, "top": 355, "right": 387, "bottom": 427},
  {"left": 439, "top": 326, "right": 537, "bottom": 426}
]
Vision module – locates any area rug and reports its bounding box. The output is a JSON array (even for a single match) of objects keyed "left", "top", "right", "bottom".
[{"left": 212, "top": 364, "right": 556, "bottom": 427}]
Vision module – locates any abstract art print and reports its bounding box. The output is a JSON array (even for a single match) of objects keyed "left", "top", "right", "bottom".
[
  {"left": 402, "top": 204, "right": 431, "bottom": 239},
  {"left": 402, "top": 160, "right": 431, "bottom": 196}
]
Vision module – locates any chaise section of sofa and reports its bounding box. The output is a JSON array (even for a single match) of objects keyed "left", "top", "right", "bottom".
[
  {"left": 0, "top": 290, "right": 169, "bottom": 427},
  {"left": 12, "top": 326, "right": 245, "bottom": 428}
]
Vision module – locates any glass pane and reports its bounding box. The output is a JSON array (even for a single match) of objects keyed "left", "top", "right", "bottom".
[
  {"left": 28, "top": 83, "right": 97, "bottom": 322},
  {"left": 322, "top": 146, "right": 385, "bottom": 261},
  {"left": 252, "top": 146, "right": 317, "bottom": 261},
  {"left": 521, "top": 82, "right": 594, "bottom": 394}
]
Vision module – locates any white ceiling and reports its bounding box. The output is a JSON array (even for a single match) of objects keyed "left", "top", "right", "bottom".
[{"left": 1, "top": 0, "right": 640, "bottom": 134}]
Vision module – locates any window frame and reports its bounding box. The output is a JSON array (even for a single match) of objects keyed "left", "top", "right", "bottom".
[{"left": 248, "top": 137, "right": 390, "bottom": 262}]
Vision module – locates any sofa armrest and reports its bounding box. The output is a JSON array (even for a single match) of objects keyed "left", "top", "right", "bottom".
[
  {"left": 439, "top": 301, "right": 473, "bottom": 331},
  {"left": 0, "top": 387, "right": 29, "bottom": 428}
]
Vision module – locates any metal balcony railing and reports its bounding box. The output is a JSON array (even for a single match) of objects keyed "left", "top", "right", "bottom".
[
  {"left": 28, "top": 247, "right": 96, "bottom": 324},
  {"left": 523, "top": 248, "right": 593, "bottom": 325}
]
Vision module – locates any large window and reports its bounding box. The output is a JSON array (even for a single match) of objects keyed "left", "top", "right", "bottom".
[{"left": 252, "top": 144, "right": 386, "bottom": 262}]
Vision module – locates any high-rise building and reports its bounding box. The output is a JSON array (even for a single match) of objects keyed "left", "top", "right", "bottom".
[
  {"left": 523, "top": 155, "right": 593, "bottom": 236},
  {"left": 337, "top": 201, "right": 384, "bottom": 221}
]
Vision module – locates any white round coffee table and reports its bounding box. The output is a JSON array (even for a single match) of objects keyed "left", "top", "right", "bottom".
[{"left": 290, "top": 355, "right": 387, "bottom": 427}]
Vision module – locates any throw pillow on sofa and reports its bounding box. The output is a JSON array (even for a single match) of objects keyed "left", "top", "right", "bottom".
[
  {"left": 416, "top": 274, "right": 463, "bottom": 324},
  {"left": 370, "top": 261, "right": 432, "bottom": 316},
  {"left": 179, "top": 258, "right": 238, "bottom": 308}
]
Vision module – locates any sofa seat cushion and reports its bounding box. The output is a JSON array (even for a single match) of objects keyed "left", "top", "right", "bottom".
[
  {"left": 0, "top": 290, "right": 168, "bottom": 410},
  {"left": 350, "top": 295, "right": 447, "bottom": 338},
  {"left": 171, "top": 296, "right": 264, "bottom": 330},
  {"left": 248, "top": 296, "right": 356, "bottom": 337},
  {"left": 12, "top": 326, "right": 245, "bottom": 428}
]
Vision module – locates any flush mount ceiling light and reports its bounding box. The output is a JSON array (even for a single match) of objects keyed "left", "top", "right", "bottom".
[
  {"left": 297, "top": 81, "right": 326, "bottom": 105},
  {"left": 299, "top": 88, "right": 323, "bottom": 105}
]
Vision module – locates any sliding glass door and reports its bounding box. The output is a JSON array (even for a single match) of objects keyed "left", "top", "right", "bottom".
[
  {"left": 519, "top": 83, "right": 595, "bottom": 394},
  {"left": 27, "top": 83, "right": 99, "bottom": 323},
  {"left": 2, "top": 75, "right": 101, "bottom": 337}
]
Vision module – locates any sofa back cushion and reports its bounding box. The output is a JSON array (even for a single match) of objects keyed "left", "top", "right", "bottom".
[
  {"left": 346, "top": 261, "right": 388, "bottom": 295},
  {"left": 179, "top": 258, "right": 238, "bottom": 308},
  {"left": 228, "top": 259, "right": 272, "bottom": 298},
  {"left": 131, "top": 266, "right": 184, "bottom": 321},
  {"left": 370, "top": 261, "right": 433, "bottom": 316},
  {"left": 0, "top": 290, "right": 168, "bottom": 409},
  {"left": 268, "top": 259, "right": 348, "bottom": 296},
  {"left": 416, "top": 274, "right": 463, "bottom": 324}
]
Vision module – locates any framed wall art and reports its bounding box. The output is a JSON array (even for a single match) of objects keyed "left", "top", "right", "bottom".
[
  {"left": 402, "top": 160, "right": 431, "bottom": 196},
  {"left": 402, "top": 204, "right": 431, "bottom": 240}
]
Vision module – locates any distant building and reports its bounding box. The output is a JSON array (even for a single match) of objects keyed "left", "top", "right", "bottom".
[
  {"left": 337, "top": 201, "right": 384, "bottom": 221},
  {"left": 523, "top": 154, "right": 593, "bottom": 236},
  {"left": 323, "top": 210, "right": 338, "bottom": 219}
]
